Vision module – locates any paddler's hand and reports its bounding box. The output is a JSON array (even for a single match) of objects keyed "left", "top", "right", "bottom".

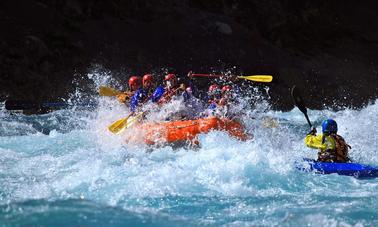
[
  {"left": 187, "top": 71, "right": 193, "bottom": 79},
  {"left": 117, "top": 93, "right": 129, "bottom": 103},
  {"left": 229, "top": 75, "right": 238, "bottom": 82},
  {"left": 307, "top": 127, "right": 317, "bottom": 135},
  {"left": 179, "top": 83, "right": 186, "bottom": 91}
]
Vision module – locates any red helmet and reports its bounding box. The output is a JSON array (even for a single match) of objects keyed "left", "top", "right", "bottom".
[
  {"left": 164, "top": 73, "right": 176, "bottom": 81},
  {"left": 221, "top": 85, "right": 231, "bottom": 93},
  {"left": 142, "top": 74, "right": 153, "bottom": 86},
  {"left": 128, "top": 76, "right": 140, "bottom": 90},
  {"left": 208, "top": 84, "right": 219, "bottom": 93}
]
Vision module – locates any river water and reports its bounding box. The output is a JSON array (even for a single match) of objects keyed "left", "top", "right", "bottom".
[{"left": 1, "top": 86, "right": 377, "bottom": 226}]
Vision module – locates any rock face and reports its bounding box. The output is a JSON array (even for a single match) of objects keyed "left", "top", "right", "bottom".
[{"left": 1, "top": 0, "right": 378, "bottom": 110}]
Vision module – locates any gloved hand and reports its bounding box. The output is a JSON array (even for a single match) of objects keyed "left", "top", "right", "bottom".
[
  {"left": 179, "top": 83, "right": 186, "bottom": 90},
  {"left": 229, "top": 75, "right": 238, "bottom": 82},
  {"left": 307, "top": 127, "right": 317, "bottom": 135}
]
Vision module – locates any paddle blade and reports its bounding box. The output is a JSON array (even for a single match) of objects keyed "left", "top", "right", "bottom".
[
  {"left": 291, "top": 85, "right": 307, "bottom": 114},
  {"left": 108, "top": 117, "right": 129, "bottom": 134},
  {"left": 99, "top": 86, "right": 122, "bottom": 96},
  {"left": 108, "top": 112, "right": 144, "bottom": 134},
  {"left": 5, "top": 100, "right": 39, "bottom": 110},
  {"left": 291, "top": 85, "right": 312, "bottom": 127},
  {"left": 237, "top": 75, "right": 273, "bottom": 82}
]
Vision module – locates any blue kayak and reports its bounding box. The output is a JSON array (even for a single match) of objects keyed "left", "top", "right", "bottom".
[{"left": 296, "top": 158, "right": 378, "bottom": 178}]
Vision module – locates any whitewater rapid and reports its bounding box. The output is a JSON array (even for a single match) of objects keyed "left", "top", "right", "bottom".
[{"left": 1, "top": 90, "right": 378, "bottom": 226}]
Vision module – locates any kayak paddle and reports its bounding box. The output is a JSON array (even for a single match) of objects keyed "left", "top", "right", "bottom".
[
  {"left": 191, "top": 74, "right": 273, "bottom": 83},
  {"left": 99, "top": 86, "right": 123, "bottom": 96},
  {"left": 291, "top": 85, "right": 312, "bottom": 128},
  {"left": 108, "top": 112, "right": 144, "bottom": 134},
  {"left": 4, "top": 100, "right": 95, "bottom": 110},
  {"left": 5, "top": 100, "right": 40, "bottom": 110},
  {"left": 237, "top": 75, "right": 272, "bottom": 83},
  {"left": 126, "top": 112, "right": 144, "bottom": 128},
  {"left": 108, "top": 116, "right": 130, "bottom": 134}
]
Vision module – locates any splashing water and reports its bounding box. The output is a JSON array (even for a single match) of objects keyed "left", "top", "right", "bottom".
[{"left": 1, "top": 72, "right": 378, "bottom": 226}]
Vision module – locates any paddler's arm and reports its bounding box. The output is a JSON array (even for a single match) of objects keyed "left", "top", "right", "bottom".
[
  {"left": 186, "top": 71, "right": 200, "bottom": 98},
  {"left": 157, "top": 86, "right": 183, "bottom": 104},
  {"left": 304, "top": 134, "right": 327, "bottom": 150}
]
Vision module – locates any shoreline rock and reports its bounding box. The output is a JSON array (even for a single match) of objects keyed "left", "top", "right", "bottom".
[{"left": 1, "top": 0, "right": 377, "bottom": 111}]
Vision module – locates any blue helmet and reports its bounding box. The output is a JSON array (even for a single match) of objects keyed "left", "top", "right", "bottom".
[{"left": 322, "top": 119, "right": 338, "bottom": 134}]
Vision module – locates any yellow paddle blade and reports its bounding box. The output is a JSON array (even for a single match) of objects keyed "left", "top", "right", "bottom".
[
  {"left": 108, "top": 117, "right": 129, "bottom": 134},
  {"left": 108, "top": 112, "right": 144, "bottom": 134},
  {"left": 99, "top": 86, "right": 122, "bottom": 96},
  {"left": 237, "top": 75, "right": 273, "bottom": 83}
]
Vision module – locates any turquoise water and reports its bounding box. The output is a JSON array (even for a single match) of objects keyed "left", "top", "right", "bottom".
[{"left": 1, "top": 97, "right": 378, "bottom": 226}]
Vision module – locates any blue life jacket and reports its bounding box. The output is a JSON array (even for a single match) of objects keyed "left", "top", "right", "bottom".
[
  {"left": 151, "top": 86, "right": 165, "bottom": 103},
  {"left": 208, "top": 102, "right": 217, "bottom": 110},
  {"left": 183, "top": 91, "right": 191, "bottom": 102},
  {"left": 182, "top": 83, "right": 198, "bottom": 102},
  {"left": 130, "top": 88, "right": 147, "bottom": 112}
]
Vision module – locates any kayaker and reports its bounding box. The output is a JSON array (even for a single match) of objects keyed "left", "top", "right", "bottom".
[
  {"left": 151, "top": 73, "right": 185, "bottom": 104},
  {"left": 117, "top": 76, "right": 141, "bottom": 103},
  {"left": 305, "top": 119, "right": 351, "bottom": 163}
]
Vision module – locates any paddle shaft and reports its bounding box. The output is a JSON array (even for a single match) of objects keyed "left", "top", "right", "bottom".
[
  {"left": 291, "top": 85, "right": 313, "bottom": 128},
  {"left": 109, "top": 86, "right": 182, "bottom": 133},
  {"left": 302, "top": 111, "right": 313, "bottom": 128},
  {"left": 191, "top": 73, "right": 224, "bottom": 78},
  {"left": 157, "top": 87, "right": 182, "bottom": 105},
  {"left": 5, "top": 100, "right": 96, "bottom": 110},
  {"left": 191, "top": 74, "right": 272, "bottom": 82}
]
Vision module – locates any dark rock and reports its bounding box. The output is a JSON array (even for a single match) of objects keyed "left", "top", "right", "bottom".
[
  {"left": 215, "top": 21, "right": 232, "bottom": 35},
  {"left": 1, "top": 0, "right": 378, "bottom": 111}
]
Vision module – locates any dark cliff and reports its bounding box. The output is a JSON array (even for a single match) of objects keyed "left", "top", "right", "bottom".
[{"left": 1, "top": 0, "right": 378, "bottom": 110}]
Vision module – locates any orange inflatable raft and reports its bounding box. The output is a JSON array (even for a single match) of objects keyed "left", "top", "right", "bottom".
[{"left": 127, "top": 117, "right": 249, "bottom": 145}]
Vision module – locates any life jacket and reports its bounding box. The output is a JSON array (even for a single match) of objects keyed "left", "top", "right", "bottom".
[
  {"left": 208, "top": 99, "right": 218, "bottom": 108},
  {"left": 207, "top": 96, "right": 229, "bottom": 109},
  {"left": 332, "top": 134, "right": 350, "bottom": 162},
  {"left": 206, "top": 98, "right": 231, "bottom": 118},
  {"left": 151, "top": 86, "right": 165, "bottom": 103},
  {"left": 130, "top": 88, "right": 147, "bottom": 112},
  {"left": 318, "top": 134, "right": 350, "bottom": 163}
]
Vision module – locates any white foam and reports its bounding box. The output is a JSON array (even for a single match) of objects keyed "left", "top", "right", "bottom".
[{"left": 1, "top": 71, "right": 378, "bottom": 226}]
